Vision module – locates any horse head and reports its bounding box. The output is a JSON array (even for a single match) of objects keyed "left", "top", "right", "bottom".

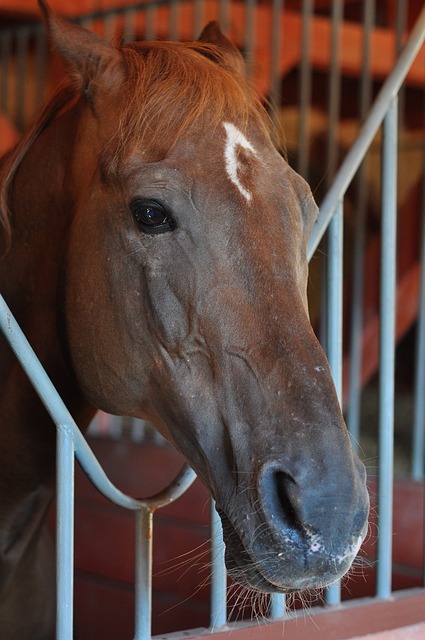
[{"left": 39, "top": 3, "right": 369, "bottom": 594}]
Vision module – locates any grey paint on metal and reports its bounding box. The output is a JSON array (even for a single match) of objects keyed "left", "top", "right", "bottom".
[
  {"left": 324, "top": 199, "right": 344, "bottom": 606},
  {"left": 412, "top": 142, "right": 425, "bottom": 482},
  {"left": 269, "top": 593, "right": 286, "bottom": 619},
  {"left": 269, "top": 0, "right": 283, "bottom": 114},
  {"left": 0, "top": 294, "right": 196, "bottom": 639},
  {"left": 297, "top": 0, "right": 314, "bottom": 179},
  {"left": 325, "top": 0, "right": 343, "bottom": 184},
  {"left": 376, "top": 98, "right": 398, "bottom": 599},
  {"left": 1, "top": 2, "right": 425, "bottom": 636},
  {"left": 56, "top": 425, "right": 75, "bottom": 640},
  {"left": 347, "top": 0, "right": 375, "bottom": 449},
  {"left": 308, "top": 2, "right": 425, "bottom": 260},
  {"left": 210, "top": 502, "right": 227, "bottom": 630},
  {"left": 135, "top": 509, "right": 153, "bottom": 640}
]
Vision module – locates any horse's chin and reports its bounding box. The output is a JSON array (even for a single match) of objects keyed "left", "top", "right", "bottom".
[{"left": 218, "top": 509, "right": 362, "bottom": 595}]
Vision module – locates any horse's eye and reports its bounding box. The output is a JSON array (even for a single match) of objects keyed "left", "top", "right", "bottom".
[{"left": 130, "top": 199, "right": 175, "bottom": 234}]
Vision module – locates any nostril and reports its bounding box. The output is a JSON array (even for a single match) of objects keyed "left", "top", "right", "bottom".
[
  {"left": 259, "top": 464, "right": 305, "bottom": 544},
  {"left": 274, "top": 471, "right": 303, "bottom": 531}
]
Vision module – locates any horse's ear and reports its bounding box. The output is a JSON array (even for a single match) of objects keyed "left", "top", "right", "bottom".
[
  {"left": 197, "top": 22, "right": 245, "bottom": 76},
  {"left": 38, "top": 0, "right": 123, "bottom": 97}
]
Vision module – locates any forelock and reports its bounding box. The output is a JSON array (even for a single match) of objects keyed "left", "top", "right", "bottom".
[{"left": 106, "top": 40, "right": 271, "bottom": 167}]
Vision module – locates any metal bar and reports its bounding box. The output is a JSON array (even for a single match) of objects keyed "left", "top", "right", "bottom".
[
  {"left": 193, "top": 0, "right": 204, "bottom": 39},
  {"left": 0, "top": 294, "right": 82, "bottom": 435},
  {"left": 325, "top": 198, "right": 344, "bottom": 606},
  {"left": 34, "top": 26, "right": 48, "bottom": 113},
  {"left": 318, "top": 0, "right": 343, "bottom": 362},
  {"left": 347, "top": 0, "right": 375, "bottom": 448},
  {"left": 219, "top": 0, "right": 230, "bottom": 33},
  {"left": 56, "top": 424, "right": 75, "bottom": 640},
  {"left": 134, "top": 509, "right": 153, "bottom": 640},
  {"left": 123, "top": 8, "right": 136, "bottom": 43},
  {"left": 210, "top": 502, "right": 227, "bottom": 630},
  {"left": 244, "top": 0, "right": 256, "bottom": 78},
  {"left": 0, "top": 292, "right": 197, "bottom": 640},
  {"left": 412, "top": 138, "right": 425, "bottom": 482},
  {"left": 297, "top": 0, "right": 314, "bottom": 179},
  {"left": 269, "top": 0, "right": 283, "bottom": 114},
  {"left": 269, "top": 593, "right": 285, "bottom": 619},
  {"left": 326, "top": 200, "right": 344, "bottom": 404},
  {"left": 0, "top": 32, "right": 12, "bottom": 117},
  {"left": 376, "top": 98, "right": 398, "bottom": 599},
  {"left": 308, "top": 3, "right": 425, "bottom": 260},
  {"left": 145, "top": 5, "right": 156, "bottom": 41},
  {"left": 9, "top": 341, "right": 194, "bottom": 507},
  {"left": 326, "top": 0, "right": 343, "bottom": 183},
  {"left": 103, "top": 13, "right": 117, "bottom": 42},
  {"left": 169, "top": 0, "right": 179, "bottom": 41},
  {"left": 15, "top": 27, "right": 30, "bottom": 130},
  {"left": 395, "top": 0, "right": 407, "bottom": 130}
]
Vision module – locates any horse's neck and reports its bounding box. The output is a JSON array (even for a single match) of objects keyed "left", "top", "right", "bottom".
[{"left": 0, "top": 104, "right": 95, "bottom": 436}]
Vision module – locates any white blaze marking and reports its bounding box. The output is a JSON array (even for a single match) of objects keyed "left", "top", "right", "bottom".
[{"left": 223, "top": 121, "right": 257, "bottom": 202}]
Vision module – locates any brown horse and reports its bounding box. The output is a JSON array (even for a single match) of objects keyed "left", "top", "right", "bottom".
[{"left": 0, "top": 3, "right": 369, "bottom": 638}]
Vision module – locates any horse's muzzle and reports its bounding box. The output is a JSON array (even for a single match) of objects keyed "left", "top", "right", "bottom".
[{"left": 217, "top": 455, "right": 369, "bottom": 593}]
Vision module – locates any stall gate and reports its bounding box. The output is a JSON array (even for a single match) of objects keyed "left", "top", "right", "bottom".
[{"left": 1, "top": 1, "right": 425, "bottom": 638}]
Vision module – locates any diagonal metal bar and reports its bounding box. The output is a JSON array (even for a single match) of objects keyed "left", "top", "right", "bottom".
[{"left": 308, "top": 4, "right": 425, "bottom": 260}]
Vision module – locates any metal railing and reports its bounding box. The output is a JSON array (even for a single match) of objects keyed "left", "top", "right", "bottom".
[{"left": 1, "top": 1, "right": 425, "bottom": 638}]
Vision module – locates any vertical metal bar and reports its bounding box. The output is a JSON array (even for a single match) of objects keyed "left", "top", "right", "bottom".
[
  {"left": 269, "top": 0, "right": 283, "bottom": 114},
  {"left": 412, "top": 142, "right": 425, "bottom": 481},
  {"left": 193, "top": 0, "right": 204, "bottom": 38},
  {"left": 123, "top": 9, "right": 136, "bottom": 43},
  {"left": 210, "top": 501, "right": 227, "bottom": 630},
  {"left": 56, "top": 426, "right": 75, "bottom": 640},
  {"left": 168, "top": 0, "right": 179, "bottom": 40},
  {"left": 244, "top": 0, "right": 256, "bottom": 78},
  {"left": 308, "top": 3, "right": 425, "bottom": 259},
  {"left": 327, "top": 200, "right": 344, "bottom": 403},
  {"left": 79, "top": 17, "right": 93, "bottom": 31},
  {"left": 376, "top": 98, "right": 398, "bottom": 598},
  {"left": 134, "top": 509, "right": 153, "bottom": 640},
  {"left": 297, "top": 0, "right": 314, "bottom": 179},
  {"left": 269, "top": 593, "right": 286, "bottom": 618},
  {"left": 219, "top": 0, "right": 230, "bottom": 33},
  {"left": 34, "top": 26, "right": 48, "bottom": 114},
  {"left": 347, "top": 168, "right": 366, "bottom": 449},
  {"left": 0, "top": 32, "right": 12, "bottom": 117},
  {"left": 104, "top": 13, "right": 117, "bottom": 43},
  {"left": 319, "top": 0, "right": 343, "bottom": 423},
  {"left": 395, "top": 0, "right": 407, "bottom": 129},
  {"left": 145, "top": 6, "right": 156, "bottom": 41},
  {"left": 326, "top": 0, "right": 343, "bottom": 181},
  {"left": 15, "top": 27, "right": 30, "bottom": 131},
  {"left": 347, "top": 0, "right": 375, "bottom": 448},
  {"left": 325, "top": 198, "right": 344, "bottom": 606}
]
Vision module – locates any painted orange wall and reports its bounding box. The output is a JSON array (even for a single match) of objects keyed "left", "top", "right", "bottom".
[{"left": 0, "top": 0, "right": 144, "bottom": 19}]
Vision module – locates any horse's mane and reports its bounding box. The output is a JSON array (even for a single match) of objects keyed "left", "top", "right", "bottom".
[
  {"left": 0, "top": 39, "right": 272, "bottom": 254},
  {"left": 0, "top": 84, "right": 78, "bottom": 255}
]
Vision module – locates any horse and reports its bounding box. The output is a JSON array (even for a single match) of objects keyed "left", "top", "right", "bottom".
[{"left": 0, "top": 3, "right": 369, "bottom": 638}]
